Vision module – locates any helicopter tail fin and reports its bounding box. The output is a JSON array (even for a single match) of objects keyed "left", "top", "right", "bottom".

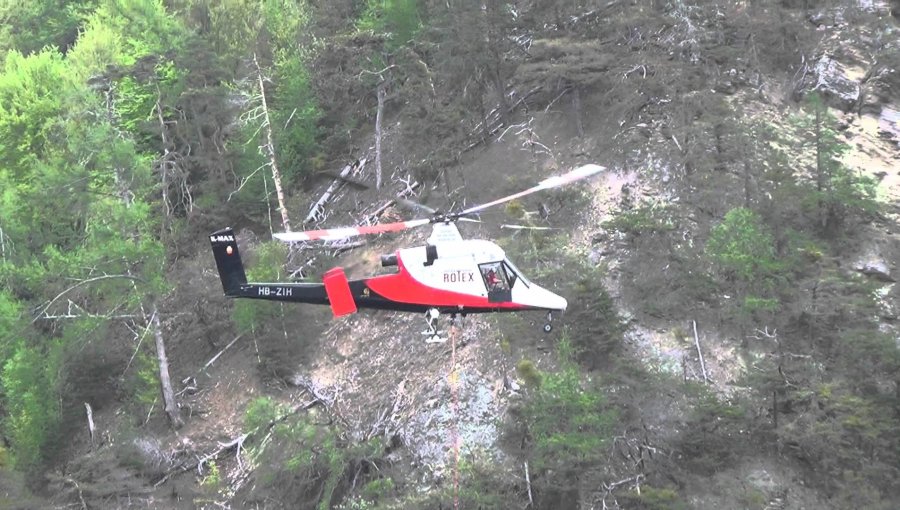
[{"left": 210, "top": 227, "right": 248, "bottom": 296}]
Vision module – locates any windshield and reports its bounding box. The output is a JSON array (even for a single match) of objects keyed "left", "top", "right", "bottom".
[{"left": 503, "top": 260, "right": 529, "bottom": 288}]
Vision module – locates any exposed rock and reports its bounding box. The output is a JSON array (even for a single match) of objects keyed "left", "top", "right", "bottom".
[
  {"left": 879, "top": 107, "right": 900, "bottom": 146},
  {"left": 860, "top": 66, "right": 899, "bottom": 115},
  {"left": 855, "top": 257, "right": 896, "bottom": 282},
  {"left": 795, "top": 56, "right": 860, "bottom": 112}
]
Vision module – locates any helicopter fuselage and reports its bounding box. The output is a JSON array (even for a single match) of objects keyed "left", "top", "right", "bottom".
[{"left": 210, "top": 230, "right": 567, "bottom": 316}]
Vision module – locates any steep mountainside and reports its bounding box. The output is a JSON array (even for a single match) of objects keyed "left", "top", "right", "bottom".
[{"left": 1, "top": 1, "right": 898, "bottom": 509}]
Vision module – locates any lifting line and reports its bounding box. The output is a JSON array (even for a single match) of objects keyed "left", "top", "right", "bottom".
[{"left": 448, "top": 322, "right": 461, "bottom": 510}]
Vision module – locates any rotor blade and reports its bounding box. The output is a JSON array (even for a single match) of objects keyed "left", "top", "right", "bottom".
[
  {"left": 458, "top": 164, "right": 604, "bottom": 216},
  {"left": 500, "top": 224, "right": 558, "bottom": 230},
  {"left": 396, "top": 198, "right": 437, "bottom": 215},
  {"left": 274, "top": 218, "right": 431, "bottom": 242}
]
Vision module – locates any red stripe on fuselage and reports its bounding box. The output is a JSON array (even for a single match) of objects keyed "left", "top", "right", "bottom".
[{"left": 364, "top": 256, "right": 527, "bottom": 310}]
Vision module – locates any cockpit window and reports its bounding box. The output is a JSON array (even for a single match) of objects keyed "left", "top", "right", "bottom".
[
  {"left": 479, "top": 262, "right": 509, "bottom": 291},
  {"left": 502, "top": 260, "right": 529, "bottom": 288}
]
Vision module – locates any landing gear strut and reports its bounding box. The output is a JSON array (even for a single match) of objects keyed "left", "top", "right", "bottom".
[
  {"left": 543, "top": 311, "right": 553, "bottom": 333},
  {"left": 423, "top": 308, "right": 446, "bottom": 343}
]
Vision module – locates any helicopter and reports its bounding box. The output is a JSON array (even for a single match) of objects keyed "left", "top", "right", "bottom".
[{"left": 209, "top": 164, "right": 604, "bottom": 342}]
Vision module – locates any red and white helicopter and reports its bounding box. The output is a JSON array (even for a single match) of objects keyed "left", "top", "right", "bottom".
[{"left": 210, "top": 164, "right": 603, "bottom": 341}]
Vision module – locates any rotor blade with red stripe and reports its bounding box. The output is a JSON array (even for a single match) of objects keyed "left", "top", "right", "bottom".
[
  {"left": 274, "top": 218, "right": 431, "bottom": 242},
  {"left": 458, "top": 164, "right": 604, "bottom": 216}
]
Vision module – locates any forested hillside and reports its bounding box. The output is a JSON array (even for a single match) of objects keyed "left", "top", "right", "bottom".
[{"left": 1, "top": 1, "right": 898, "bottom": 509}]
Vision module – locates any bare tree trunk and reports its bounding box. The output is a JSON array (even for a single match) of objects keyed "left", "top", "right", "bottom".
[
  {"left": 152, "top": 305, "right": 183, "bottom": 429},
  {"left": 254, "top": 52, "right": 292, "bottom": 232},
  {"left": 375, "top": 82, "right": 386, "bottom": 190}
]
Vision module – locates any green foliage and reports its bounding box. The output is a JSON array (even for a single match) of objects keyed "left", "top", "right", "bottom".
[
  {"left": 202, "top": 0, "right": 310, "bottom": 60},
  {"left": 792, "top": 93, "right": 880, "bottom": 236},
  {"left": 0, "top": 49, "right": 72, "bottom": 177},
  {"left": 515, "top": 359, "right": 542, "bottom": 388},
  {"left": 706, "top": 207, "right": 781, "bottom": 282},
  {"left": 566, "top": 269, "right": 625, "bottom": 367},
  {"left": 740, "top": 295, "right": 779, "bottom": 317},
  {"left": 82, "top": 0, "right": 185, "bottom": 67},
  {"left": 618, "top": 485, "right": 689, "bottom": 510},
  {"left": 0, "top": 2, "right": 178, "bottom": 478},
  {"left": 132, "top": 344, "right": 160, "bottom": 413},
  {"left": 361, "top": 477, "right": 395, "bottom": 501},
  {"left": 1, "top": 341, "right": 63, "bottom": 471},
  {"left": 200, "top": 460, "right": 223, "bottom": 492},
  {"left": 0, "top": 292, "right": 21, "bottom": 362},
  {"left": 244, "top": 396, "right": 284, "bottom": 431},
  {"left": 272, "top": 55, "right": 322, "bottom": 183},
  {"left": 675, "top": 383, "right": 750, "bottom": 475},
  {"left": 232, "top": 241, "right": 289, "bottom": 335},
  {"left": 243, "top": 397, "right": 384, "bottom": 510},
  {"left": 504, "top": 199, "right": 526, "bottom": 219},
  {"left": 358, "top": 0, "right": 421, "bottom": 48},
  {"left": 602, "top": 201, "right": 675, "bottom": 237},
  {"left": 738, "top": 486, "right": 768, "bottom": 510},
  {"left": 0, "top": 1, "right": 97, "bottom": 56},
  {"left": 518, "top": 336, "right": 616, "bottom": 472}
]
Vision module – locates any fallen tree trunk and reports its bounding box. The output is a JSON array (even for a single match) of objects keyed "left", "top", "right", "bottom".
[
  {"left": 375, "top": 83, "right": 385, "bottom": 189},
  {"left": 152, "top": 305, "right": 183, "bottom": 429},
  {"left": 303, "top": 158, "right": 366, "bottom": 225}
]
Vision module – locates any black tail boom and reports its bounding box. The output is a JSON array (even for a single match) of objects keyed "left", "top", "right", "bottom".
[{"left": 209, "top": 227, "right": 330, "bottom": 304}]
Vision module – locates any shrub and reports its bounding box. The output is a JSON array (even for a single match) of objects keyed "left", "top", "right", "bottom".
[{"left": 706, "top": 207, "right": 780, "bottom": 283}]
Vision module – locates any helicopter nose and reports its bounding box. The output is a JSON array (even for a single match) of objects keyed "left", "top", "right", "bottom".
[{"left": 529, "top": 285, "right": 567, "bottom": 311}]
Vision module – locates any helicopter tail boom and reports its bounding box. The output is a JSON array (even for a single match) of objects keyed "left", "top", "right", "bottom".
[{"left": 209, "top": 227, "right": 248, "bottom": 296}]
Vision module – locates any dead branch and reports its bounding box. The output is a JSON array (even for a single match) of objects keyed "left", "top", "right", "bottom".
[
  {"left": 692, "top": 320, "right": 709, "bottom": 383},
  {"left": 65, "top": 477, "right": 88, "bottom": 510},
  {"left": 153, "top": 398, "right": 318, "bottom": 487},
  {"left": 33, "top": 274, "right": 145, "bottom": 323},
  {"left": 463, "top": 86, "right": 543, "bottom": 153},
  {"left": 362, "top": 181, "right": 421, "bottom": 226},
  {"left": 202, "top": 335, "right": 243, "bottom": 371},
  {"left": 623, "top": 64, "right": 648, "bottom": 81},
  {"left": 749, "top": 327, "right": 778, "bottom": 342},
  {"left": 599, "top": 473, "right": 645, "bottom": 510}
]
